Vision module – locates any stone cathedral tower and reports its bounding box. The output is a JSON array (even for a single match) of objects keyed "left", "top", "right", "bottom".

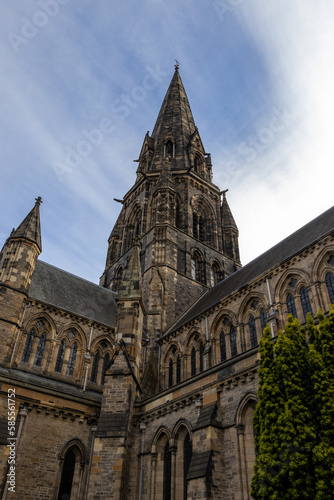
[{"left": 100, "top": 65, "right": 241, "bottom": 346}]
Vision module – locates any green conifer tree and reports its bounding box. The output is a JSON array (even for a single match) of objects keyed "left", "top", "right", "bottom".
[
  {"left": 308, "top": 307, "right": 334, "bottom": 500},
  {"left": 251, "top": 317, "right": 316, "bottom": 499}
]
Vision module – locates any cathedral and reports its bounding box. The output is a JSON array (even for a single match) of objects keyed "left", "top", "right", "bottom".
[{"left": 0, "top": 65, "right": 333, "bottom": 500}]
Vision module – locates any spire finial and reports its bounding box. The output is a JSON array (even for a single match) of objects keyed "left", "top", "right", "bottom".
[
  {"left": 35, "top": 196, "right": 43, "bottom": 206},
  {"left": 174, "top": 59, "right": 179, "bottom": 70}
]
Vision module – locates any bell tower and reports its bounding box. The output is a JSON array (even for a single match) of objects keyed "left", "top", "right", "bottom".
[{"left": 100, "top": 65, "right": 241, "bottom": 344}]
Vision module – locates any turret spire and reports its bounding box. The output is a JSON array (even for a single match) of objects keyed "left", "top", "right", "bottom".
[{"left": 11, "top": 197, "right": 42, "bottom": 251}]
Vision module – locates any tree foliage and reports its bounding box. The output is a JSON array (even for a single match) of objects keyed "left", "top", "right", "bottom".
[{"left": 251, "top": 306, "right": 334, "bottom": 500}]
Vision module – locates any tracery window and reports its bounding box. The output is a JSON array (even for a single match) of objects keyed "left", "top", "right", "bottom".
[
  {"left": 191, "top": 250, "right": 205, "bottom": 284},
  {"left": 21, "top": 329, "right": 35, "bottom": 363},
  {"left": 163, "top": 442, "right": 172, "bottom": 500},
  {"left": 168, "top": 358, "right": 173, "bottom": 388},
  {"left": 33, "top": 333, "right": 46, "bottom": 367},
  {"left": 199, "top": 343, "right": 204, "bottom": 372},
  {"left": 191, "top": 347, "right": 196, "bottom": 377},
  {"left": 183, "top": 434, "right": 192, "bottom": 500},
  {"left": 176, "top": 356, "right": 181, "bottom": 384},
  {"left": 101, "top": 354, "right": 110, "bottom": 386},
  {"left": 210, "top": 261, "right": 220, "bottom": 286},
  {"left": 287, "top": 293, "right": 297, "bottom": 318},
  {"left": 113, "top": 267, "right": 123, "bottom": 293},
  {"left": 90, "top": 351, "right": 100, "bottom": 384},
  {"left": 249, "top": 315, "right": 258, "bottom": 348},
  {"left": 326, "top": 272, "right": 334, "bottom": 303},
  {"left": 193, "top": 212, "right": 204, "bottom": 241},
  {"left": 55, "top": 339, "right": 66, "bottom": 373},
  {"left": 300, "top": 286, "right": 313, "bottom": 321},
  {"left": 260, "top": 308, "right": 268, "bottom": 332},
  {"left": 230, "top": 326, "right": 237, "bottom": 357},
  {"left": 66, "top": 343, "right": 77, "bottom": 377},
  {"left": 220, "top": 331, "right": 226, "bottom": 362}
]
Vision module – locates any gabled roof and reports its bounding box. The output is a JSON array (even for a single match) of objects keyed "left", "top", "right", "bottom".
[
  {"left": 11, "top": 197, "right": 42, "bottom": 251},
  {"left": 29, "top": 260, "right": 118, "bottom": 328},
  {"left": 164, "top": 205, "right": 334, "bottom": 336}
]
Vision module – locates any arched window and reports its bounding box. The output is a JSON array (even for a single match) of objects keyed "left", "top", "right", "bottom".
[
  {"left": 125, "top": 206, "right": 142, "bottom": 251},
  {"left": 230, "top": 326, "right": 237, "bottom": 357},
  {"left": 90, "top": 351, "right": 100, "bottom": 384},
  {"left": 176, "top": 356, "right": 181, "bottom": 384},
  {"left": 300, "top": 286, "right": 313, "bottom": 321},
  {"left": 168, "top": 358, "right": 173, "bottom": 388},
  {"left": 191, "top": 347, "right": 196, "bottom": 377},
  {"left": 191, "top": 251, "right": 205, "bottom": 284},
  {"left": 194, "top": 155, "right": 202, "bottom": 174},
  {"left": 21, "top": 329, "right": 35, "bottom": 363},
  {"left": 287, "top": 293, "right": 297, "bottom": 318},
  {"left": 57, "top": 449, "right": 76, "bottom": 500},
  {"left": 183, "top": 434, "right": 192, "bottom": 500},
  {"left": 66, "top": 343, "right": 77, "bottom": 377},
  {"left": 249, "top": 315, "right": 258, "bottom": 348},
  {"left": 193, "top": 212, "right": 204, "bottom": 241},
  {"left": 34, "top": 333, "right": 46, "bottom": 367},
  {"left": 113, "top": 267, "right": 123, "bottom": 293},
  {"left": 101, "top": 353, "right": 110, "bottom": 386},
  {"left": 210, "top": 262, "right": 220, "bottom": 287},
  {"left": 220, "top": 332, "right": 226, "bottom": 362},
  {"left": 199, "top": 343, "right": 204, "bottom": 372},
  {"left": 326, "top": 272, "right": 334, "bottom": 303},
  {"left": 260, "top": 309, "right": 268, "bottom": 332},
  {"left": 165, "top": 140, "right": 174, "bottom": 157},
  {"left": 55, "top": 339, "right": 66, "bottom": 373},
  {"left": 163, "top": 442, "right": 172, "bottom": 500}
]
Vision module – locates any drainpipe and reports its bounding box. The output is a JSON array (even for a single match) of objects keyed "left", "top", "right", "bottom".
[
  {"left": 137, "top": 422, "right": 146, "bottom": 500},
  {"left": 2, "top": 406, "right": 28, "bottom": 500}
]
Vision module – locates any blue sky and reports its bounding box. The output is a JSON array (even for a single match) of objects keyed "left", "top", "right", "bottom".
[{"left": 1, "top": 1, "right": 333, "bottom": 283}]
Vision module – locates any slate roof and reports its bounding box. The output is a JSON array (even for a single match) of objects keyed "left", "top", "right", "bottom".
[
  {"left": 29, "top": 260, "right": 118, "bottom": 328},
  {"left": 165, "top": 205, "right": 334, "bottom": 336}
]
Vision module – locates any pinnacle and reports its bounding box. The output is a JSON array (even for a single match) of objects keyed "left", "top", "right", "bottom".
[{"left": 11, "top": 198, "right": 42, "bottom": 251}]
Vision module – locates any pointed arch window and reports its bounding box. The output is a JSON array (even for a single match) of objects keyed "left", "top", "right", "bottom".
[
  {"left": 260, "top": 308, "right": 268, "bottom": 332},
  {"left": 230, "top": 326, "right": 237, "bottom": 357},
  {"left": 113, "top": 267, "right": 123, "bottom": 293},
  {"left": 183, "top": 434, "right": 192, "bottom": 500},
  {"left": 249, "top": 315, "right": 258, "bottom": 348},
  {"left": 21, "top": 329, "right": 35, "bottom": 364},
  {"left": 193, "top": 212, "right": 204, "bottom": 241},
  {"left": 55, "top": 339, "right": 66, "bottom": 373},
  {"left": 191, "top": 347, "right": 196, "bottom": 377},
  {"left": 163, "top": 442, "right": 172, "bottom": 500},
  {"left": 176, "top": 356, "right": 181, "bottom": 384},
  {"left": 34, "top": 333, "right": 46, "bottom": 367},
  {"left": 57, "top": 449, "right": 76, "bottom": 500},
  {"left": 199, "top": 343, "right": 204, "bottom": 372},
  {"left": 220, "top": 332, "right": 226, "bottom": 362},
  {"left": 325, "top": 272, "right": 334, "bottom": 303},
  {"left": 168, "top": 358, "right": 173, "bottom": 388},
  {"left": 191, "top": 251, "right": 205, "bottom": 284},
  {"left": 90, "top": 351, "right": 100, "bottom": 384},
  {"left": 194, "top": 155, "right": 202, "bottom": 174},
  {"left": 287, "top": 293, "right": 297, "bottom": 318},
  {"left": 300, "top": 286, "right": 313, "bottom": 321},
  {"left": 165, "top": 140, "right": 174, "bottom": 158},
  {"left": 210, "top": 262, "right": 220, "bottom": 287},
  {"left": 66, "top": 343, "right": 77, "bottom": 377},
  {"left": 101, "top": 354, "right": 110, "bottom": 386}
]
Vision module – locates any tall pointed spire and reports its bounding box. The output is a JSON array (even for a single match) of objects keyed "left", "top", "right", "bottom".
[
  {"left": 151, "top": 64, "right": 196, "bottom": 145},
  {"left": 11, "top": 196, "right": 42, "bottom": 251}
]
